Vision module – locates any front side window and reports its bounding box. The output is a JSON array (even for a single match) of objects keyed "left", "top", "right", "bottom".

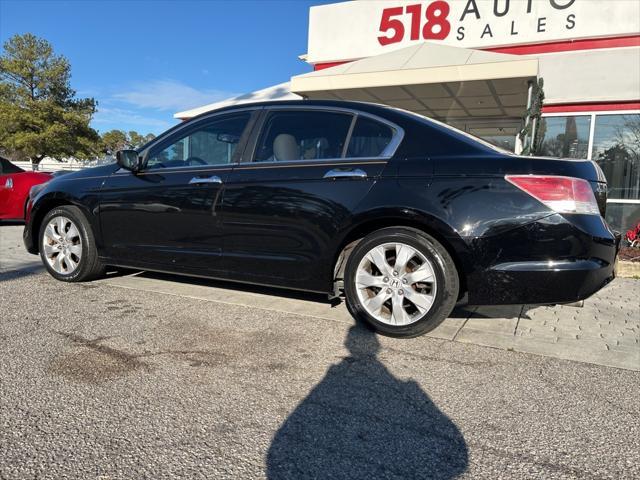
[
  {"left": 591, "top": 114, "right": 640, "bottom": 200},
  {"left": 254, "top": 111, "right": 353, "bottom": 162},
  {"left": 346, "top": 117, "right": 394, "bottom": 158},
  {"left": 146, "top": 113, "right": 251, "bottom": 169},
  {"left": 538, "top": 116, "right": 591, "bottom": 159}
]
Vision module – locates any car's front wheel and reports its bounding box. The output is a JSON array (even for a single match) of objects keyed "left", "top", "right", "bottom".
[
  {"left": 344, "top": 227, "right": 459, "bottom": 338},
  {"left": 39, "top": 205, "right": 105, "bottom": 282}
]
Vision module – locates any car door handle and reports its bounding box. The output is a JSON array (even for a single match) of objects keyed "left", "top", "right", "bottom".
[
  {"left": 189, "top": 175, "right": 223, "bottom": 185},
  {"left": 323, "top": 168, "right": 368, "bottom": 180}
]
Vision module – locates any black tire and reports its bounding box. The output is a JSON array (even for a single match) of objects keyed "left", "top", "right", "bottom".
[
  {"left": 344, "top": 227, "right": 459, "bottom": 338},
  {"left": 39, "top": 205, "right": 105, "bottom": 282}
]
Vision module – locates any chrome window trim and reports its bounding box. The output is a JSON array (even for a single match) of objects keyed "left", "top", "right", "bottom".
[
  {"left": 233, "top": 158, "right": 387, "bottom": 170},
  {"left": 253, "top": 105, "right": 405, "bottom": 163},
  {"left": 113, "top": 163, "right": 239, "bottom": 176}
]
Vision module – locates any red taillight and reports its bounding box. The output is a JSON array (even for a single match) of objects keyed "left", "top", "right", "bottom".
[{"left": 505, "top": 175, "right": 600, "bottom": 215}]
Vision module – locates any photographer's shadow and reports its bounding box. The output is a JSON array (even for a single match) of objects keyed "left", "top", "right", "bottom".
[{"left": 266, "top": 326, "right": 468, "bottom": 479}]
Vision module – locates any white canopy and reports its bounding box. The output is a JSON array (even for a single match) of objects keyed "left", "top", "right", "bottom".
[{"left": 290, "top": 42, "right": 538, "bottom": 121}]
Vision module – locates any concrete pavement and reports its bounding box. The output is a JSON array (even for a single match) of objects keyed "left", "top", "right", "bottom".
[
  {"left": 1, "top": 224, "right": 640, "bottom": 478},
  {"left": 2, "top": 225, "right": 638, "bottom": 370}
]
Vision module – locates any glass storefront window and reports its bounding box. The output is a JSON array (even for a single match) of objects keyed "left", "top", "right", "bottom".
[
  {"left": 605, "top": 203, "right": 640, "bottom": 236},
  {"left": 591, "top": 114, "right": 640, "bottom": 200},
  {"left": 538, "top": 116, "right": 591, "bottom": 159}
]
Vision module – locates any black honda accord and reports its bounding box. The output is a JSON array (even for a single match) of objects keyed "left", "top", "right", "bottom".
[{"left": 24, "top": 100, "right": 618, "bottom": 337}]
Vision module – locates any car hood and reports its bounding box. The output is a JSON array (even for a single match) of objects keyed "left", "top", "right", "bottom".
[{"left": 51, "top": 162, "right": 120, "bottom": 181}]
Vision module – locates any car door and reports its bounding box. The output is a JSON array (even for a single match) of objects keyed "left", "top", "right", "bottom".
[
  {"left": 221, "top": 107, "right": 402, "bottom": 292},
  {"left": 0, "top": 158, "right": 24, "bottom": 219},
  {"left": 0, "top": 160, "right": 8, "bottom": 217},
  {"left": 99, "top": 110, "right": 256, "bottom": 272}
]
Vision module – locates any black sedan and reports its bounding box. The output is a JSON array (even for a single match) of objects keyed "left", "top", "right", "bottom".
[{"left": 24, "top": 100, "right": 618, "bottom": 337}]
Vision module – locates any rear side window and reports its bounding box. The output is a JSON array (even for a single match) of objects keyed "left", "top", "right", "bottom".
[
  {"left": 346, "top": 117, "right": 394, "bottom": 158},
  {"left": 254, "top": 111, "right": 353, "bottom": 162}
]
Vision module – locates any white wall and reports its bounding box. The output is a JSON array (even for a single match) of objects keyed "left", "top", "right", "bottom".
[
  {"left": 13, "top": 157, "right": 111, "bottom": 172},
  {"left": 307, "top": 0, "right": 640, "bottom": 64},
  {"left": 538, "top": 47, "right": 640, "bottom": 105}
]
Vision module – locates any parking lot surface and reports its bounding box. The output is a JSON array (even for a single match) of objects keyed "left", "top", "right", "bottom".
[{"left": 1, "top": 225, "right": 639, "bottom": 479}]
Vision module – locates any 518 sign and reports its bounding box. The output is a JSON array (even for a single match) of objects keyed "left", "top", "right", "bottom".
[{"left": 378, "top": 1, "right": 451, "bottom": 46}]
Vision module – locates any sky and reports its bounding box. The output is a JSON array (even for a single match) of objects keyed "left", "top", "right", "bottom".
[{"left": 0, "top": 0, "right": 328, "bottom": 135}]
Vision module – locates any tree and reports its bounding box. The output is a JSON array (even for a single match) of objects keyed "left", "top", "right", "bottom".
[
  {"left": 100, "top": 129, "right": 156, "bottom": 154},
  {"left": 101, "top": 129, "right": 128, "bottom": 154},
  {"left": 0, "top": 33, "right": 101, "bottom": 168}
]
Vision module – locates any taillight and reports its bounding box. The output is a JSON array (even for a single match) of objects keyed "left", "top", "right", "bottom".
[{"left": 505, "top": 175, "right": 600, "bottom": 215}]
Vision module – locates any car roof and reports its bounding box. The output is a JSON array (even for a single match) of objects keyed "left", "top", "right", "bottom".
[
  {"left": 141, "top": 100, "right": 407, "bottom": 153},
  {"left": 140, "top": 99, "right": 504, "bottom": 157},
  {"left": 186, "top": 99, "right": 396, "bottom": 121}
]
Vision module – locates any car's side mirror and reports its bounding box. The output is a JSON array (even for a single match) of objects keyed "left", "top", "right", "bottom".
[{"left": 116, "top": 150, "right": 142, "bottom": 172}]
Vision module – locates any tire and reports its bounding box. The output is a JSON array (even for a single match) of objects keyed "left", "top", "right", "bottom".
[
  {"left": 39, "top": 205, "right": 105, "bottom": 282},
  {"left": 344, "top": 227, "right": 459, "bottom": 338}
]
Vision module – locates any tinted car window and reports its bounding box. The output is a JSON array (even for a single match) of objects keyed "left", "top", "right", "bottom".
[
  {"left": 146, "top": 113, "right": 251, "bottom": 169},
  {"left": 0, "top": 157, "right": 23, "bottom": 174},
  {"left": 346, "top": 117, "right": 394, "bottom": 158},
  {"left": 254, "top": 111, "right": 353, "bottom": 162}
]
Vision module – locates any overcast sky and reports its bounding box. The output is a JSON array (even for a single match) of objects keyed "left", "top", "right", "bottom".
[{"left": 0, "top": 0, "right": 328, "bottom": 135}]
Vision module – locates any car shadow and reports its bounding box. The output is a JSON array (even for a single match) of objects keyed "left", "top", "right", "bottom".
[
  {"left": 0, "top": 264, "right": 43, "bottom": 282},
  {"left": 0, "top": 220, "right": 25, "bottom": 227},
  {"left": 266, "top": 325, "right": 469, "bottom": 479},
  {"left": 449, "top": 305, "right": 526, "bottom": 320},
  {"left": 126, "top": 271, "right": 532, "bottom": 319},
  {"left": 136, "top": 271, "right": 336, "bottom": 305}
]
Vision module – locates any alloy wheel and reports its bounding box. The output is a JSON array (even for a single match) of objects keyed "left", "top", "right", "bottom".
[
  {"left": 42, "top": 216, "right": 83, "bottom": 275},
  {"left": 355, "top": 242, "right": 437, "bottom": 326}
]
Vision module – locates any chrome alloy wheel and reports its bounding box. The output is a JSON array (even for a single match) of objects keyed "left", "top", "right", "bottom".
[
  {"left": 355, "top": 242, "right": 437, "bottom": 326},
  {"left": 42, "top": 216, "right": 82, "bottom": 275}
]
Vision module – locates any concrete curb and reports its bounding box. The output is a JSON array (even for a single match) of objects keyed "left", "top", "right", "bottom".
[{"left": 618, "top": 260, "right": 640, "bottom": 278}]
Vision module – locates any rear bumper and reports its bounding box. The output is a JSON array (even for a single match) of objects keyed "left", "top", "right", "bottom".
[{"left": 465, "top": 214, "right": 619, "bottom": 305}]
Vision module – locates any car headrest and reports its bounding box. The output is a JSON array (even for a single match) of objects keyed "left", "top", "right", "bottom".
[{"left": 273, "top": 134, "right": 299, "bottom": 161}]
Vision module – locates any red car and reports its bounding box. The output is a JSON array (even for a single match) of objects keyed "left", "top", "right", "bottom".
[{"left": 0, "top": 156, "right": 52, "bottom": 221}]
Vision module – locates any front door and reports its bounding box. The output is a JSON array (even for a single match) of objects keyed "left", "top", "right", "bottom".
[
  {"left": 221, "top": 108, "right": 399, "bottom": 292},
  {"left": 99, "top": 111, "right": 254, "bottom": 272}
]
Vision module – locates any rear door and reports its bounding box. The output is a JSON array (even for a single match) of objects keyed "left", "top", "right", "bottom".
[
  {"left": 99, "top": 110, "right": 256, "bottom": 272},
  {"left": 221, "top": 107, "right": 401, "bottom": 292}
]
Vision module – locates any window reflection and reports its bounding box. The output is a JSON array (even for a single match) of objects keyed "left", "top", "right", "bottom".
[
  {"left": 538, "top": 116, "right": 591, "bottom": 159},
  {"left": 591, "top": 114, "right": 640, "bottom": 200},
  {"left": 147, "top": 113, "right": 250, "bottom": 169}
]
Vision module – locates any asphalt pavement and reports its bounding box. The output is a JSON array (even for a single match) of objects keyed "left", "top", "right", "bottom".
[{"left": 1, "top": 225, "right": 639, "bottom": 479}]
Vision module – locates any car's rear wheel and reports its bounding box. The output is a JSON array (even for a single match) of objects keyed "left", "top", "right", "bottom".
[
  {"left": 344, "top": 227, "right": 459, "bottom": 338},
  {"left": 39, "top": 206, "right": 105, "bottom": 282}
]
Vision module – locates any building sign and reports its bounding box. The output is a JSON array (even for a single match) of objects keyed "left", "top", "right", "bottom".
[{"left": 307, "top": 0, "right": 640, "bottom": 64}]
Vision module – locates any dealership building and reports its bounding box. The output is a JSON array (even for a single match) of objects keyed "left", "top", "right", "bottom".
[{"left": 176, "top": 0, "right": 640, "bottom": 233}]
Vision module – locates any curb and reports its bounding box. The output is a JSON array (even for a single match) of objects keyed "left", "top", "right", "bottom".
[{"left": 618, "top": 260, "right": 640, "bottom": 278}]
